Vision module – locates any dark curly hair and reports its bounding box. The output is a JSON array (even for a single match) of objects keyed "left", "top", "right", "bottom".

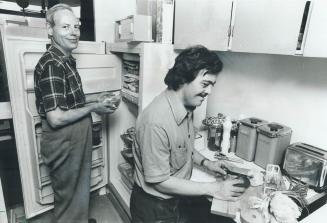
[{"left": 164, "top": 45, "right": 223, "bottom": 90}]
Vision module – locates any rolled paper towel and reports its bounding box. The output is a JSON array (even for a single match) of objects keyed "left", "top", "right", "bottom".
[{"left": 221, "top": 116, "right": 232, "bottom": 155}]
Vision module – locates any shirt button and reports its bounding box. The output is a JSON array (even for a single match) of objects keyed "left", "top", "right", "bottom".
[{"left": 188, "top": 134, "right": 190, "bottom": 138}]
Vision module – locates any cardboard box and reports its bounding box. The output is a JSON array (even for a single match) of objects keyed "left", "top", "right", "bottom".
[{"left": 115, "top": 15, "right": 152, "bottom": 42}]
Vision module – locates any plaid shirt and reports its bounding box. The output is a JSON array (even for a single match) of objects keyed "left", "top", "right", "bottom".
[{"left": 34, "top": 45, "right": 86, "bottom": 117}]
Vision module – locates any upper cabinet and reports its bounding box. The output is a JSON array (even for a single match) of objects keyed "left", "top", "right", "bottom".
[
  {"left": 230, "top": 0, "right": 307, "bottom": 55},
  {"left": 174, "top": 0, "right": 233, "bottom": 51},
  {"left": 174, "top": 0, "right": 317, "bottom": 56},
  {"left": 303, "top": 0, "right": 327, "bottom": 57}
]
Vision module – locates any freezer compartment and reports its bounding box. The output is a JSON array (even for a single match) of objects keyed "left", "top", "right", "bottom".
[{"left": 121, "top": 53, "right": 140, "bottom": 106}]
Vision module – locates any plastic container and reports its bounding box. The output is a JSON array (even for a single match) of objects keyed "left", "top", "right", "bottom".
[
  {"left": 254, "top": 122, "right": 292, "bottom": 168},
  {"left": 235, "top": 117, "right": 268, "bottom": 161}
]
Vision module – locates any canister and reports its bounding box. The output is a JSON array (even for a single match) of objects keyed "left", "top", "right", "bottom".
[
  {"left": 254, "top": 122, "right": 292, "bottom": 168},
  {"left": 235, "top": 117, "right": 268, "bottom": 161}
]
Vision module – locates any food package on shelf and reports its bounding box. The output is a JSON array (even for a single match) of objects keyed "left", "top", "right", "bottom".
[{"left": 118, "top": 162, "right": 134, "bottom": 190}]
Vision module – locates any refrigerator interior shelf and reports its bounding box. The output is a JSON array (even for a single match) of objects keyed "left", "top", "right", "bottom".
[{"left": 122, "top": 88, "right": 139, "bottom": 105}]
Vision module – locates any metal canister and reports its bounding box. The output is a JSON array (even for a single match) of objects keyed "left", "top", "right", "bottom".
[
  {"left": 235, "top": 117, "right": 268, "bottom": 161},
  {"left": 254, "top": 123, "right": 292, "bottom": 168}
]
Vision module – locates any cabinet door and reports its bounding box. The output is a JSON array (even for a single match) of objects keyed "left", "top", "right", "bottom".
[
  {"left": 174, "top": 0, "right": 233, "bottom": 51},
  {"left": 230, "top": 0, "right": 307, "bottom": 55},
  {"left": 303, "top": 0, "right": 327, "bottom": 57}
]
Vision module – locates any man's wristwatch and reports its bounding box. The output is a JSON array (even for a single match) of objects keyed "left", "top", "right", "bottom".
[{"left": 200, "top": 158, "right": 209, "bottom": 167}]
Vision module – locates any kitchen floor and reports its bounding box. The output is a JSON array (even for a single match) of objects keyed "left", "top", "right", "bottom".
[{"left": 28, "top": 193, "right": 126, "bottom": 223}]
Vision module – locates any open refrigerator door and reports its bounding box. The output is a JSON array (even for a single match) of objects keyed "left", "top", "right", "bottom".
[{"left": 0, "top": 17, "right": 121, "bottom": 219}]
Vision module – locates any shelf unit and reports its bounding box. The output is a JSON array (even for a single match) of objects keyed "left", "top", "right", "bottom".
[
  {"left": 107, "top": 42, "right": 176, "bottom": 215},
  {"left": 121, "top": 53, "right": 140, "bottom": 106}
]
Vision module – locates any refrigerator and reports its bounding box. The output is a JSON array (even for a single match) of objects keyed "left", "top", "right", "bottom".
[{"left": 0, "top": 16, "right": 176, "bottom": 219}]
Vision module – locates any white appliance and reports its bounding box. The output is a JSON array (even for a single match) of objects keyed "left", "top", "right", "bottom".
[
  {"left": 0, "top": 17, "right": 121, "bottom": 218},
  {"left": 0, "top": 16, "right": 177, "bottom": 219}
]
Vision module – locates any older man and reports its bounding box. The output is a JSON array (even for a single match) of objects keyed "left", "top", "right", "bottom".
[
  {"left": 130, "top": 46, "right": 247, "bottom": 223},
  {"left": 34, "top": 4, "right": 114, "bottom": 223}
]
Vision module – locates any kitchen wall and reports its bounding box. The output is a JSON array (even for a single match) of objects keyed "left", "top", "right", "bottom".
[{"left": 207, "top": 52, "right": 327, "bottom": 150}]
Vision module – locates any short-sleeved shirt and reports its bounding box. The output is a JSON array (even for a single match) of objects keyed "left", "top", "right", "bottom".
[
  {"left": 133, "top": 89, "right": 195, "bottom": 199},
  {"left": 34, "top": 45, "right": 85, "bottom": 117}
]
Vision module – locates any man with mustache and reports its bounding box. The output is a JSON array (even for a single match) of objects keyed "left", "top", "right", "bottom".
[
  {"left": 34, "top": 4, "right": 115, "bottom": 223},
  {"left": 130, "top": 46, "right": 246, "bottom": 223}
]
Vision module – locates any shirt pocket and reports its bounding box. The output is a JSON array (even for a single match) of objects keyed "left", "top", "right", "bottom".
[{"left": 171, "top": 146, "right": 188, "bottom": 170}]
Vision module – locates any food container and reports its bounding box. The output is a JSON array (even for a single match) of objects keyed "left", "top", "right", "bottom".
[
  {"left": 254, "top": 122, "right": 292, "bottom": 168},
  {"left": 92, "top": 123, "right": 102, "bottom": 146},
  {"left": 118, "top": 162, "right": 134, "bottom": 190},
  {"left": 235, "top": 117, "right": 268, "bottom": 161},
  {"left": 203, "top": 113, "right": 226, "bottom": 151},
  {"left": 97, "top": 91, "right": 122, "bottom": 109},
  {"left": 121, "top": 148, "right": 134, "bottom": 165}
]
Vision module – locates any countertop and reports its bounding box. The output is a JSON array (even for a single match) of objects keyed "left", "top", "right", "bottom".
[
  {"left": 300, "top": 202, "right": 327, "bottom": 223},
  {"left": 192, "top": 135, "right": 327, "bottom": 223}
]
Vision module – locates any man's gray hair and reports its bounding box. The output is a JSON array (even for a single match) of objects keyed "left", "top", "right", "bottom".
[{"left": 46, "top": 3, "right": 74, "bottom": 27}]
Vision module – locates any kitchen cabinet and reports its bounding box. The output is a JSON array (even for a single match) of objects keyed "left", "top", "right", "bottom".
[
  {"left": 303, "top": 0, "right": 327, "bottom": 58},
  {"left": 174, "top": 0, "right": 308, "bottom": 56},
  {"left": 174, "top": 0, "right": 233, "bottom": 51},
  {"left": 0, "top": 20, "right": 121, "bottom": 218},
  {"left": 106, "top": 42, "right": 176, "bottom": 214},
  {"left": 230, "top": 0, "right": 307, "bottom": 55}
]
